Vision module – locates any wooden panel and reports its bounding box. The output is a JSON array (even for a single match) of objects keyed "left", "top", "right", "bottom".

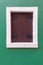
[{"left": 11, "top": 12, "right": 33, "bottom": 42}]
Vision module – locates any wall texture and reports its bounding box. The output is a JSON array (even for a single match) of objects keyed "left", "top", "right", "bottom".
[{"left": 0, "top": 0, "right": 43, "bottom": 65}]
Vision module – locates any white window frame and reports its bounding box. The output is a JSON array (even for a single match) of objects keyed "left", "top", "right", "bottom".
[{"left": 6, "top": 7, "right": 38, "bottom": 48}]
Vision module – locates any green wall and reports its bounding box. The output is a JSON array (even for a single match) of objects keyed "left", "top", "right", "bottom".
[{"left": 0, "top": 0, "right": 43, "bottom": 65}]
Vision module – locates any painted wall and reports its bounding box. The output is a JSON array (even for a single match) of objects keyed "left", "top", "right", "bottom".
[{"left": 0, "top": 0, "right": 43, "bottom": 65}]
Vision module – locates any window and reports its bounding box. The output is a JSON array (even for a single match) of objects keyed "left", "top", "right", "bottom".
[{"left": 6, "top": 7, "right": 38, "bottom": 48}]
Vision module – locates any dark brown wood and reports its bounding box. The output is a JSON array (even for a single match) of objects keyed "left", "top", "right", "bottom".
[{"left": 11, "top": 12, "right": 33, "bottom": 42}]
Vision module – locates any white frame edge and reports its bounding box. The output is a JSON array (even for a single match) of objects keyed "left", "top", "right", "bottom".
[{"left": 6, "top": 7, "right": 38, "bottom": 48}]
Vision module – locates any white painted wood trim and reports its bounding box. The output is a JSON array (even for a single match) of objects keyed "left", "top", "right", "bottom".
[{"left": 6, "top": 7, "right": 38, "bottom": 48}]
